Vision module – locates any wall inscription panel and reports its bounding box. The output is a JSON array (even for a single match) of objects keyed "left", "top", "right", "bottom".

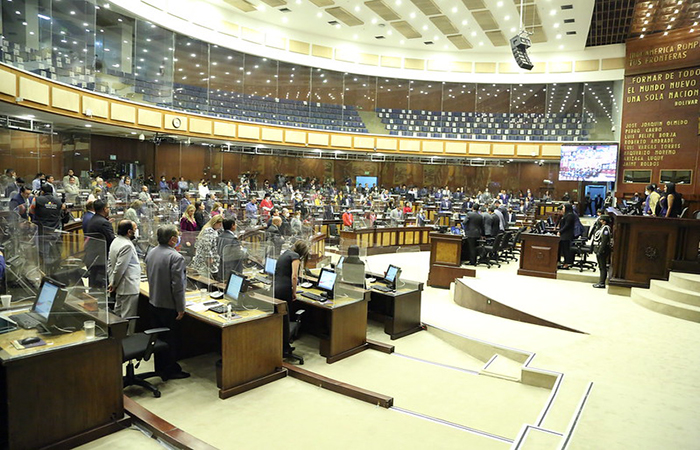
[{"left": 620, "top": 29, "right": 700, "bottom": 201}]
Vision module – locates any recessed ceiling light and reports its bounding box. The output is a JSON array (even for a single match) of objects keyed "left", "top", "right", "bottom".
[
  {"left": 422, "top": 25, "right": 428, "bottom": 30},
  {"left": 452, "top": 6, "right": 458, "bottom": 13},
  {"left": 462, "top": 19, "right": 468, "bottom": 25},
  {"left": 550, "top": 9, "right": 557, "bottom": 16},
  {"left": 317, "top": 12, "right": 322, "bottom": 18},
  {"left": 553, "top": 23, "right": 560, "bottom": 28},
  {"left": 410, "top": 12, "right": 416, "bottom": 18},
  {"left": 471, "top": 31, "right": 477, "bottom": 36}
]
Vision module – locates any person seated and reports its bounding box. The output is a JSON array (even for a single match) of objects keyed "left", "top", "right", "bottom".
[{"left": 451, "top": 221, "right": 464, "bottom": 236}]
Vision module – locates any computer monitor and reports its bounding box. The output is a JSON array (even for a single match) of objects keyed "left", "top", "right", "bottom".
[
  {"left": 30, "top": 277, "right": 68, "bottom": 328},
  {"left": 225, "top": 272, "right": 245, "bottom": 303},
  {"left": 264, "top": 257, "right": 277, "bottom": 276},
  {"left": 384, "top": 265, "right": 401, "bottom": 289},
  {"left": 317, "top": 268, "right": 337, "bottom": 296}
]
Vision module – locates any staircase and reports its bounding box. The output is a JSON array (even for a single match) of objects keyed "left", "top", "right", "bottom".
[
  {"left": 631, "top": 272, "right": 700, "bottom": 323},
  {"left": 358, "top": 110, "right": 387, "bottom": 135}
]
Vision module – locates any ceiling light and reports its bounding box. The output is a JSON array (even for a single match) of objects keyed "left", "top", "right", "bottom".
[
  {"left": 317, "top": 12, "right": 322, "bottom": 18},
  {"left": 550, "top": 9, "right": 556, "bottom": 16},
  {"left": 410, "top": 12, "right": 416, "bottom": 18},
  {"left": 497, "top": 1, "right": 503, "bottom": 6},
  {"left": 553, "top": 23, "right": 560, "bottom": 28},
  {"left": 422, "top": 25, "right": 428, "bottom": 30},
  {"left": 504, "top": 15, "right": 510, "bottom": 20},
  {"left": 355, "top": 5, "right": 360, "bottom": 11},
  {"left": 462, "top": 19, "right": 468, "bottom": 25}
]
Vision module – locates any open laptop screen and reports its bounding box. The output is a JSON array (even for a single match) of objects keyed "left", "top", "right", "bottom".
[
  {"left": 317, "top": 269, "right": 337, "bottom": 293},
  {"left": 264, "top": 257, "right": 277, "bottom": 276},
  {"left": 33, "top": 280, "right": 61, "bottom": 321},
  {"left": 226, "top": 273, "right": 244, "bottom": 301},
  {"left": 385, "top": 265, "right": 400, "bottom": 284}
]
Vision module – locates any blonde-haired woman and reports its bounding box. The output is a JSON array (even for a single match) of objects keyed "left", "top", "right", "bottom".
[
  {"left": 180, "top": 204, "right": 197, "bottom": 232},
  {"left": 190, "top": 214, "right": 224, "bottom": 277},
  {"left": 87, "top": 186, "right": 102, "bottom": 203}
]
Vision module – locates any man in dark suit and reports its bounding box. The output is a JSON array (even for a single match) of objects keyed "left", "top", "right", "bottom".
[
  {"left": 324, "top": 201, "right": 337, "bottom": 235},
  {"left": 479, "top": 206, "right": 497, "bottom": 237},
  {"left": 439, "top": 197, "right": 452, "bottom": 212},
  {"left": 218, "top": 218, "right": 243, "bottom": 280},
  {"left": 463, "top": 204, "right": 485, "bottom": 265},
  {"left": 84, "top": 199, "right": 115, "bottom": 288}
]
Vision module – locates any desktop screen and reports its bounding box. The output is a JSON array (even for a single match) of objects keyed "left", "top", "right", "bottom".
[
  {"left": 385, "top": 265, "right": 400, "bottom": 283},
  {"left": 317, "top": 269, "right": 337, "bottom": 292},
  {"left": 33, "top": 281, "right": 60, "bottom": 320},
  {"left": 265, "top": 257, "right": 277, "bottom": 276},
  {"left": 226, "top": 273, "right": 244, "bottom": 301}
]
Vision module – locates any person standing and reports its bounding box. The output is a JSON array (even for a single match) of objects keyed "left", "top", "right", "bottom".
[
  {"left": 108, "top": 220, "right": 141, "bottom": 334},
  {"left": 643, "top": 184, "right": 660, "bottom": 216},
  {"left": 274, "top": 240, "right": 309, "bottom": 358},
  {"left": 660, "top": 182, "right": 682, "bottom": 218},
  {"left": 29, "top": 184, "right": 66, "bottom": 273},
  {"left": 84, "top": 200, "right": 115, "bottom": 288},
  {"left": 464, "top": 204, "right": 485, "bottom": 265},
  {"left": 9, "top": 185, "right": 31, "bottom": 219},
  {"left": 592, "top": 215, "right": 612, "bottom": 289},
  {"left": 145, "top": 225, "right": 189, "bottom": 380},
  {"left": 558, "top": 203, "right": 576, "bottom": 270}
]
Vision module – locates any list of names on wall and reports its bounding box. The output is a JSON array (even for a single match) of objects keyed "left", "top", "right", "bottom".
[{"left": 621, "top": 66, "right": 699, "bottom": 170}]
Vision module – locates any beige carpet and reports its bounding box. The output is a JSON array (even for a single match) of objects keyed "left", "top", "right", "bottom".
[{"left": 79, "top": 250, "right": 700, "bottom": 449}]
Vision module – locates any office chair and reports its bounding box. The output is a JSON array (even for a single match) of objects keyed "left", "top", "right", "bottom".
[
  {"left": 693, "top": 210, "right": 700, "bottom": 220},
  {"left": 498, "top": 231, "right": 515, "bottom": 263},
  {"left": 679, "top": 207, "right": 688, "bottom": 218},
  {"left": 571, "top": 228, "right": 596, "bottom": 272},
  {"left": 122, "top": 317, "right": 170, "bottom": 398},
  {"left": 287, "top": 309, "right": 306, "bottom": 365}
]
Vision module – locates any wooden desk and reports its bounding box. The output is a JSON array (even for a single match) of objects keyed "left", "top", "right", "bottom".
[
  {"left": 139, "top": 284, "right": 285, "bottom": 399},
  {"left": 340, "top": 226, "right": 433, "bottom": 255},
  {"left": 367, "top": 280, "right": 424, "bottom": 340},
  {"left": 517, "top": 233, "right": 559, "bottom": 279},
  {"left": 296, "top": 286, "right": 370, "bottom": 364},
  {"left": 609, "top": 212, "right": 700, "bottom": 288},
  {"left": 0, "top": 321, "right": 125, "bottom": 450},
  {"left": 428, "top": 232, "right": 475, "bottom": 288}
]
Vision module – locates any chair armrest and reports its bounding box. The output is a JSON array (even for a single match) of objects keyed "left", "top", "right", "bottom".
[{"left": 144, "top": 327, "right": 170, "bottom": 335}]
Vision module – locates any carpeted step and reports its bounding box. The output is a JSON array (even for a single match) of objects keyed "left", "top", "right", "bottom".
[
  {"left": 632, "top": 288, "right": 700, "bottom": 323},
  {"left": 669, "top": 272, "right": 700, "bottom": 292},
  {"left": 650, "top": 279, "right": 700, "bottom": 307}
]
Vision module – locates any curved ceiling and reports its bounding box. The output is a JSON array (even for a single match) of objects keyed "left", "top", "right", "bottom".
[{"left": 211, "top": 0, "right": 595, "bottom": 54}]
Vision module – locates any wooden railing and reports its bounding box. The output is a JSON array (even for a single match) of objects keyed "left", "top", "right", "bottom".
[{"left": 339, "top": 226, "right": 433, "bottom": 255}]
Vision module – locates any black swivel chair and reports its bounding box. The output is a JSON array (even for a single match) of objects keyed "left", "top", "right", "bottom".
[
  {"left": 571, "top": 226, "right": 596, "bottom": 272},
  {"left": 122, "top": 318, "right": 170, "bottom": 398}
]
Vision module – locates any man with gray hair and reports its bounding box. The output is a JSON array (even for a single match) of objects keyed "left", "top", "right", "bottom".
[{"left": 145, "top": 225, "right": 189, "bottom": 380}]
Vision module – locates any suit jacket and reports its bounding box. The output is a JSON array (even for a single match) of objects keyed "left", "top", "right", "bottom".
[
  {"left": 482, "top": 213, "right": 496, "bottom": 237},
  {"left": 108, "top": 236, "right": 141, "bottom": 295},
  {"left": 464, "top": 211, "right": 484, "bottom": 238},
  {"left": 145, "top": 244, "right": 186, "bottom": 313},
  {"left": 85, "top": 214, "right": 115, "bottom": 267},
  {"left": 559, "top": 212, "right": 576, "bottom": 241}
]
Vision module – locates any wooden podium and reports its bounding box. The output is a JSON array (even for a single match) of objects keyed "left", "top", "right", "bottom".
[
  {"left": 609, "top": 212, "right": 700, "bottom": 288},
  {"left": 428, "top": 232, "right": 475, "bottom": 288},
  {"left": 517, "top": 233, "right": 559, "bottom": 279}
]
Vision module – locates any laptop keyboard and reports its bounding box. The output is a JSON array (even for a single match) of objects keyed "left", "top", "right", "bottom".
[
  {"left": 9, "top": 313, "right": 41, "bottom": 329},
  {"left": 254, "top": 275, "right": 272, "bottom": 285},
  {"left": 373, "top": 285, "right": 393, "bottom": 293},
  {"left": 301, "top": 292, "right": 326, "bottom": 302}
]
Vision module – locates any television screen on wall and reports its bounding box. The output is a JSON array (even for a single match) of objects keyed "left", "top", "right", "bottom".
[{"left": 558, "top": 143, "right": 619, "bottom": 182}]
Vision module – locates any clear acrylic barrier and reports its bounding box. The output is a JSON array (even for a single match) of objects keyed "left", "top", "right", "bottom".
[{"left": 0, "top": 224, "right": 110, "bottom": 362}]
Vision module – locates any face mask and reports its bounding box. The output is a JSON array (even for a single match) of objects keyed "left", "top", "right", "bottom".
[{"left": 175, "top": 235, "right": 181, "bottom": 247}]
